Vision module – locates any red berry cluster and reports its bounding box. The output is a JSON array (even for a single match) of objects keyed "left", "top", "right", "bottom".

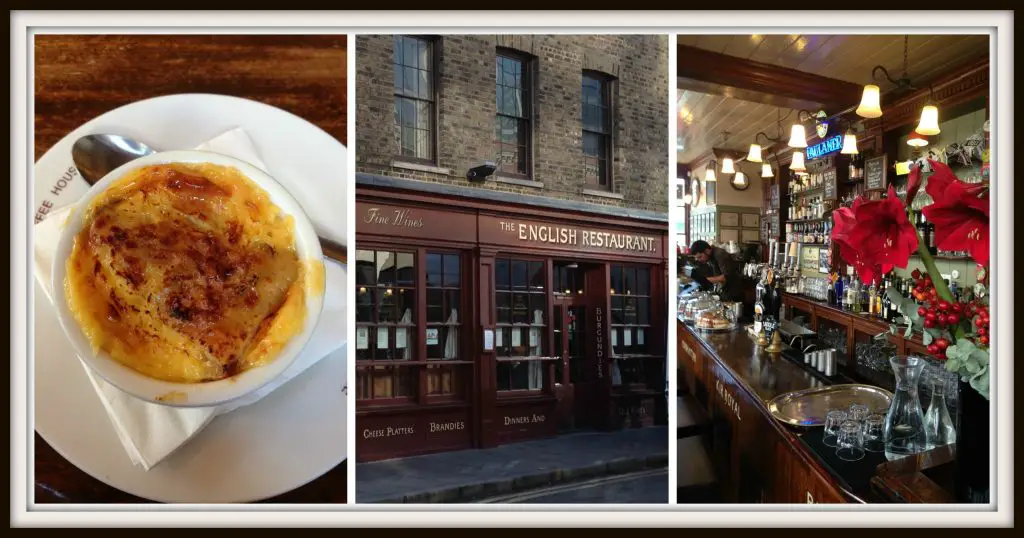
[{"left": 909, "top": 269, "right": 990, "bottom": 359}]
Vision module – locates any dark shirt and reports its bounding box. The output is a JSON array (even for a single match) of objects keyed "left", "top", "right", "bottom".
[{"left": 708, "top": 246, "right": 744, "bottom": 302}]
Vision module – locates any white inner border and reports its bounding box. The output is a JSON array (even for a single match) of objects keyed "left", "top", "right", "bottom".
[{"left": 11, "top": 10, "right": 1013, "bottom": 528}]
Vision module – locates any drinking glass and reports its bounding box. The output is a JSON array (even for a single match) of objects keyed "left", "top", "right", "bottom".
[
  {"left": 849, "top": 403, "right": 870, "bottom": 424},
  {"left": 823, "top": 409, "right": 848, "bottom": 448},
  {"left": 836, "top": 420, "right": 866, "bottom": 462},
  {"left": 864, "top": 414, "right": 885, "bottom": 452}
]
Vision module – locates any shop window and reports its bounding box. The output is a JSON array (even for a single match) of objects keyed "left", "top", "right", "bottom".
[
  {"left": 426, "top": 252, "right": 464, "bottom": 397},
  {"left": 610, "top": 265, "right": 654, "bottom": 387},
  {"left": 495, "top": 50, "right": 533, "bottom": 177},
  {"left": 355, "top": 249, "right": 416, "bottom": 401},
  {"left": 553, "top": 261, "right": 585, "bottom": 296},
  {"left": 495, "top": 257, "right": 547, "bottom": 391},
  {"left": 394, "top": 35, "right": 436, "bottom": 162},
  {"left": 582, "top": 71, "right": 613, "bottom": 189}
]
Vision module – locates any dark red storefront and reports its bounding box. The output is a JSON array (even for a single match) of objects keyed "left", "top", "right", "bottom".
[{"left": 355, "top": 184, "right": 668, "bottom": 462}]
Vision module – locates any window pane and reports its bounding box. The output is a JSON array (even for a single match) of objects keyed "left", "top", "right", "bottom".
[
  {"left": 495, "top": 258, "right": 510, "bottom": 291},
  {"left": 355, "top": 249, "right": 375, "bottom": 286},
  {"left": 428, "top": 326, "right": 458, "bottom": 360},
  {"left": 443, "top": 254, "right": 460, "bottom": 287},
  {"left": 512, "top": 292, "right": 529, "bottom": 323},
  {"left": 611, "top": 296, "right": 624, "bottom": 325},
  {"left": 445, "top": 290, "right": 460, "bottom": 322},
  {"left": 394, "top": 36, "right": 405, "bottom": 66},
  {"left": 623, "top": 267, "right": 636, "bottom": 295},
  {"left": 611, "top": 266, "right": 623, "bottom": 295},
  {"left": 496, "top": 292, "right": 511, "bottom": 324},
  {"left": 529, "top": 294, "right": 546, "bottom": 325},
  {"left": 511, "top": 360, "right": 530, "bottom": 389},
  {"left": 403, "top": 38, "right": 417, "bottom": 69},
  {"left": 625, "top": 297, "right": 638, "bottom": 324},
  {"left": 511, "top": 260, "right": 528, "bottom": 290},
  {"left": 426, "top": 253, "right": 442, "bottom": 287},
  {"left": 638, "top": 297, "right": 650, "bottom": 325},
  {"left": 583, "top": 103, "right": 604, "bottom": 132},
  {"left": 528, "top": 261, "right": 544, "bottom": 291},
  {"left": 402, "top": 325, "right": 416, "bottom": 359},
  {"left": 427, "top": 288, "right": 443, "bottom": 323},
  {"left": 638, "top": 268, "right": 650, "bottom": 295},
  {"left": 356, "top": 288, "right": 374, "bottom": 322},
  {"left": 377, "top": 251, "right": 396, "bottom": 285},
  {"left": 396, "top": 252, "right": 415, "bottom": 285}
]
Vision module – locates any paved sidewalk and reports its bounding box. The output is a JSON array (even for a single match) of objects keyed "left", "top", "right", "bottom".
[{"left": 356, "top": 427, "right": 668, "bottom": 503}]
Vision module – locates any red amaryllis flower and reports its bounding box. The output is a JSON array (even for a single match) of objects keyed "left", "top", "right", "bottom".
[
  {"left": 831, "top": 187, "right": 918, "bottom": 284},
  {"left": 831, "top": 203, "right": 888, "bottom": 284},
  {"left": 907, "top": 161, "right": 925, "bottom": 207},
  {"left": 922, "top": 159, "right": 991, "bottom": 265}
]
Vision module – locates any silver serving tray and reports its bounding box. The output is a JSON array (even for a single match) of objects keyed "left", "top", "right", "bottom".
[{"left": 767, "top": 384, "right": 893, "bottom": 427}]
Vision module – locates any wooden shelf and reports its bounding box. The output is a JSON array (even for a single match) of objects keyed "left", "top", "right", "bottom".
[
  {"left": 910, "top": 253, "right": 973, "bottom": 261},
  {"left": 788, "top": 217, "right": 828, "bottom": 223}
]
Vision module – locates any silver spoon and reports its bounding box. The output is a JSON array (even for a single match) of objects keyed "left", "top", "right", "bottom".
[{"left": 71, "top": 134, "right": 346, "bottom": 263}]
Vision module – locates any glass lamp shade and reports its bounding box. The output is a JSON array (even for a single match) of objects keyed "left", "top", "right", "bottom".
[
  {"left": 916, "top": 105, "right": 941, "bottom": 136},
  {"left": 761, "top": 163, "right": 773, "bottom": 178},
  {"left": 705, "top": 166, "right": 717, "bottom": 182},
  {"left": 907, "top": 131, "right": 929, "bottom": 147},
  {"left": 721, "top": 157, "right": 735, "bottom": 174},
  {"left": 856, "top": 84, "right": 883, "bottom": 118},
  {"left": 841, "top": 132, "right": 859, "bottom": 154},
  {"left": 787, "top": 124, "right": 808, "bottom": 148},
  {"left": 734, "top": 171, "right": 747, "bottom": 186},
  {"left": 747, "top": 144, "right": 763, "bottom": 163},
  {"left": 790, "top": 151, "right": 806, "bottom": 171}
]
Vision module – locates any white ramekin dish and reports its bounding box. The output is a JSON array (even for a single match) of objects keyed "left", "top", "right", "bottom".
[{"left": 51, "top": 150, "right": 324, "bottom": 408}]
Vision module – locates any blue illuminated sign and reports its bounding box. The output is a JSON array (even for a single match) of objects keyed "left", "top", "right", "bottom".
[{"left": 806, "top": 134, "right": 843, "bottom": 160}]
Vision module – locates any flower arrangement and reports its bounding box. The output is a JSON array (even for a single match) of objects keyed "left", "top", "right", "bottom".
[{"left": 831, "top": 160, "right": 991, "bottom": 399}]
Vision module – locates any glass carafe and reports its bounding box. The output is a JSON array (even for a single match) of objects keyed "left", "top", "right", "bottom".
[
  {"left": 885, "top": 355, "right": 928, "bottom": 460},
  {"left": 923, "top": 373, "right": 956, "bottom": 449}
]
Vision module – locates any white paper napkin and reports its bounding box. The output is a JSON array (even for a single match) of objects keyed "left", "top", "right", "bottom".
[{"left": 33, "top": 128, "right": 347, "bottom": 470}]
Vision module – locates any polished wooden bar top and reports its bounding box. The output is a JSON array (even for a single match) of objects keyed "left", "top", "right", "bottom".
[
  {"left": 34, "top": 34, "right": 347, "bottom": 504},
  {"left": 681, "top": 317, "right": 822, "bottom": 403},
  {"left": 679, "top": 317, "right": 872, "bottom": 502}
]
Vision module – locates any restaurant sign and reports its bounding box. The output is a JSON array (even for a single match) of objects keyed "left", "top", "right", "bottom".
[
  {"left": 806, "top": 134, "right": 843, "bottom": 160},
  {"left": 482, "top": 215, "right": 662, "bottom": 258}
]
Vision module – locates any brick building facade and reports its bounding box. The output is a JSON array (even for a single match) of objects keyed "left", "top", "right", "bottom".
[
  {"left": 355, "top": 35, "right": 668, "bottom": 463},
  {"left": 356, "top": 34, "right": 668, "bottom": 212}
]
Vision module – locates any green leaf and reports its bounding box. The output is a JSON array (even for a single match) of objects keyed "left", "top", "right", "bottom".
[
  {"left": 969, "top": 348, "right": 990, "bottom": 368},
  {"left": 885, "top": 286, "right": 906, "bottom": 304},
  {"left": 964, "top": 356, "right": 980, "bottom": 374},
  {"left": 924, "top": 327, "right": 944, "bottom": 338},
  {"left": 904, "top": 319, "right": 914, "bottom": 338},
  {"left": 969, "top": 366, "right": 990, "bottom": 401},
  {"left": 922, "top": 331, "right": 933, "bottom": 345},
  {"left": 944, "top": 357, "right": 961, "bottom": 372}
]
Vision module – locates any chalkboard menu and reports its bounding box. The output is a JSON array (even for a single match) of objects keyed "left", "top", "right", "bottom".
[
  {"left": 823, "top": 168, "right": 837, "bottom": 200},
  {"left": 865, "top": 154, "right": 888, "bottom": 191}
]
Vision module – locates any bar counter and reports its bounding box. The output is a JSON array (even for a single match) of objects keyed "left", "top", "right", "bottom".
[{"left": 677, "top": 314, "right": 906, "bottom": 503}]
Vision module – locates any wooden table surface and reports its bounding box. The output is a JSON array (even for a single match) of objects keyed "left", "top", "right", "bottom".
[{"left": 33, "top": 34, "right": 348, "bottom": 504}]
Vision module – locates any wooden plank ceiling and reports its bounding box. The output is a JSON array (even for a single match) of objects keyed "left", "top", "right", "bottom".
[{"left": 677, "top": 34, "right": 989, "bottom": 166}]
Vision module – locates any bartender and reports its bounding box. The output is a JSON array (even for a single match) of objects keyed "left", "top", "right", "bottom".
[{"left": 689, "top": 240, "right": 745, "bottom": 303}]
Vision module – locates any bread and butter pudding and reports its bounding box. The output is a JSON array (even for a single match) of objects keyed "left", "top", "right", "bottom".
[
  {"left": 64, "top": 162, "right": 314, "bottom": 383},
  {"left": 696, "top": 310, "right": 731, "bottom": 330}
]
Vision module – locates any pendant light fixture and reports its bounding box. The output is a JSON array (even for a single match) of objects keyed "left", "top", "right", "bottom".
[
  {"left": 841, "top": 130, "right": 859, "bottom": 155},
  {"left": 790, "top": 150, "right": 806, "bottom": 172},
  {"left": 721, "top": 157, "right": 735, "bottom": 174},
  {"left": 787, "top": 124, "right": 808, "bottom": 148},
  {"left": 735, "top": 171, "right": 746, "bottom": 186},
  {"left": 747, "top": 143, "right": 763, "bottom": 163},
  {"left": 915, "top": 104, "right": 941, "bottom": 136},
  {"left": 761, "top": 162, "right": 773, "bottom": 178},
  {"left": 855, "top": 85, "right": 883, "bottom": 118},
  {"left": 859, "top": 36, "right": 941, "bottom": 134},
  {"left": 907, "top": 131, "right": 929, "bottom": 147},
  {"left": 705, "top": 160, "right": 717, "bottom": 182}
]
